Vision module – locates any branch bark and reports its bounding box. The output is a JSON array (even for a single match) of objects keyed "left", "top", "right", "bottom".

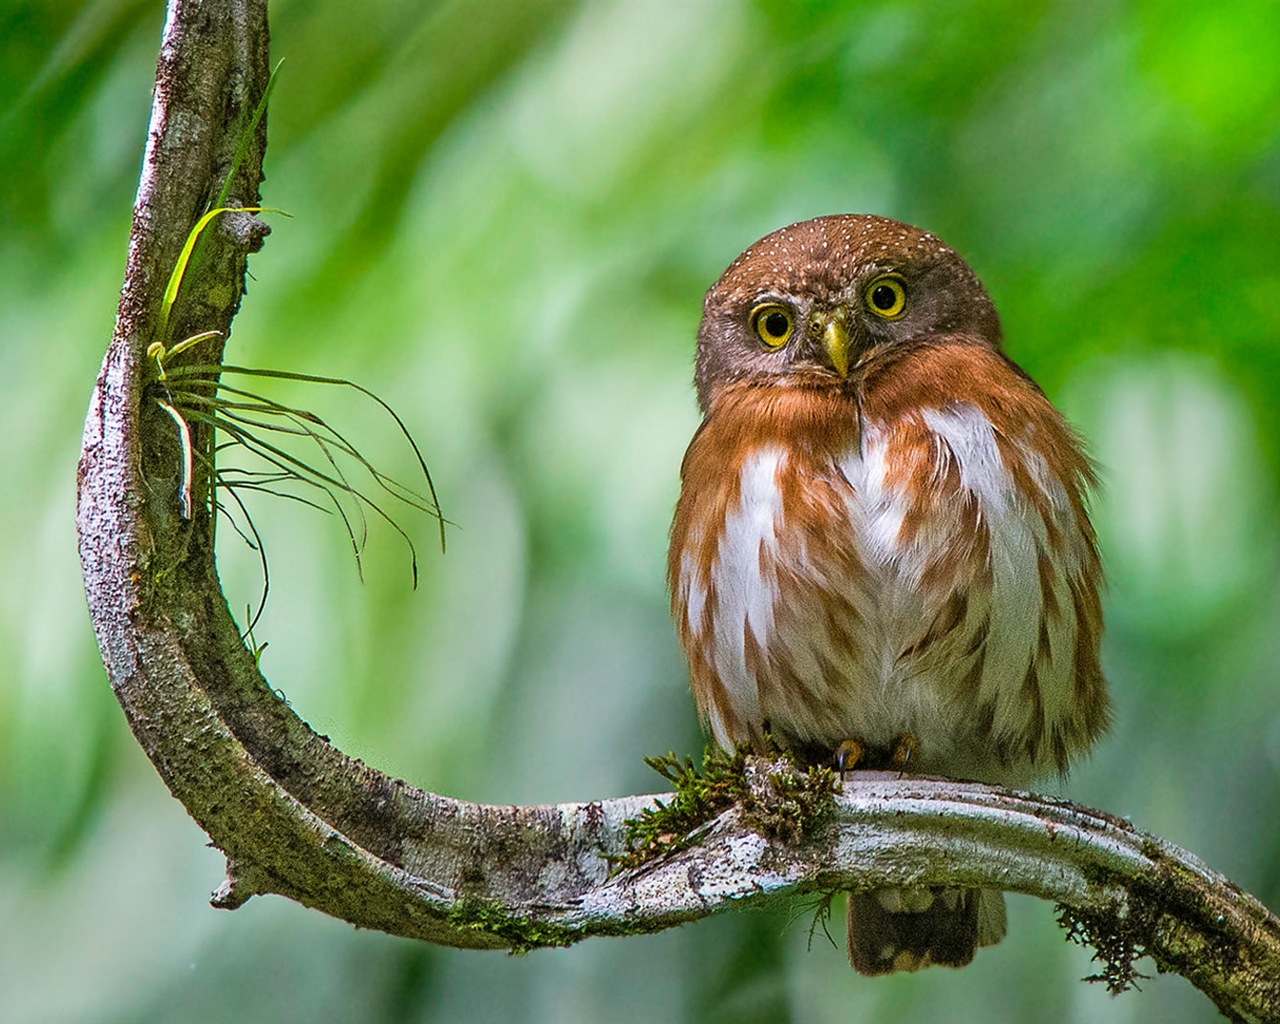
[{"left": 76, "top": 3, "right": 1280, "bottom": 1022}]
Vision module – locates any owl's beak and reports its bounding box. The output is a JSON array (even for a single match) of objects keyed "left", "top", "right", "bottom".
[{"left": 820, "top": 317, "right": 851, "bottom": 377}]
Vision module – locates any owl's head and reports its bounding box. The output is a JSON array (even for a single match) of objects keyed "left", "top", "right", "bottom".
[{"left": 693, "top": 214, "right": 1003, "bottom": 411}]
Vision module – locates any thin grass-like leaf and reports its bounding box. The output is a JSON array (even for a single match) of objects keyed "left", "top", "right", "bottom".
[
  {"left": 207, "top": 406, "right": 425, "bottom": 590},
  {"left": 169, "top": 364, "right": 445, "bottom": 549},
  {"left": 183, "top": 408, "right": 369, "bottom": 579},
  {"left": 222, "top": 408, "right": 373, "bottom": 554},
  {"left": 151, "top": 352, "right": 442, "bottom": 604},
  {"left": 218, "top": 466, "right": 329, "bottom": 492},
  {"left": 214, "top": 480, "right": 270, "bottom": 636},
  {"left": 165, "top": 329, "right": 224, "bottom": 361},
  {"left": 185, "top": 368, "right": 443, "bottom": 525},
  {"left": 187, "top": 408, "right": 365, "bottom": 546},
  {"left": 222, "top": 482, "right": 333, "bottom": 516},
  {"left": 213, "top": 498, "right": 260, "bottom": 551},
  {"left": 212, "top": 58, "right": 283, "bottom": 212},
  {"left": 170, "top": 384, "right": 440, "bottom": 518},
  {"left": 212, "top": 410, "right": 423, "bottom": 587},
  {"left": 216, "top": 458, "right": 341, "bottom": 516},
  {"left": 158, "top": 208, "right": 289, "bottom": 339}
]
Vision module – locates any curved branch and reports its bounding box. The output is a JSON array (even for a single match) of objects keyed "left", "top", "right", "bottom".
[{"left": 76, "top": 3, "right": 1280, "bottom": 1023}]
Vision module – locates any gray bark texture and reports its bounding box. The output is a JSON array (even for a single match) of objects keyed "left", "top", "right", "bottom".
[{"left": 75, "top": 2, "right": 1280, "bottom": 1022}]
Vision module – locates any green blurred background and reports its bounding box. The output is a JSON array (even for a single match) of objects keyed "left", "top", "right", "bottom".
[{"left": 3, "top": 1, "right": 1279, "bottom": 1021}]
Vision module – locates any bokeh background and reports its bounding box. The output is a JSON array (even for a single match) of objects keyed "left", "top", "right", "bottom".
[{"left": 3, "top": 1, "right": 1279, "bottom": 1021}]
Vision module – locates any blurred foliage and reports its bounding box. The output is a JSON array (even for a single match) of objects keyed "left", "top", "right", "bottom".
[{"left": 2, "top": 1, "right": 1279, "bottom": 1021}]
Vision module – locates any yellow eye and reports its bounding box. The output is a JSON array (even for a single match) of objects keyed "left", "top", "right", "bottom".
[
  {"left": 751, "top": 303, "right": 794, "bottom": 348},
  {"left": 865, "top": 276, "right": 907, "bottom": 319}
]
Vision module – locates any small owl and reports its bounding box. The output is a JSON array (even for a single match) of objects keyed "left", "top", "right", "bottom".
[{"left": 668, "top": 214, "right": 1110, "bottom": 974}]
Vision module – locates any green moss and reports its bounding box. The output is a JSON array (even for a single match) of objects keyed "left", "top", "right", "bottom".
[
  {"left": 1125, "top": 848, "right": 1243, "bottom": 985},
  {"left": 742, "top": 758, "right": 837, "bottom": 845},
  {"left": 447, "top": 897, "right": 585, "bottom": 955},
  {"left": 608, "top": 744, "right": 837, "bottom": 872},
  {"left": 1057, "top": 843, "right": 1253, "bottom": 1002}
]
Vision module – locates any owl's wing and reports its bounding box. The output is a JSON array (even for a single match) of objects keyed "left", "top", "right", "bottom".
[{"left": 860, "top": 344, "right": 1110, "bottom": 774}]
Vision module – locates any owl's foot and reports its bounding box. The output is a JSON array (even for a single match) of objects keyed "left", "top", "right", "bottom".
[
  {"left": 833, "top": 734, "right": 919, "bottom": 778},
  {"left": 889, "top": 733, "right": 920, "bottom": 773},
  {"left": 834, "top": 738, "right": 866, "bottom": 778}
]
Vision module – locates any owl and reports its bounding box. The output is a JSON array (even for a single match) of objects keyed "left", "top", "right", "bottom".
[{"left": 668, "top": 214, "right": 1110, "bottom": 974}]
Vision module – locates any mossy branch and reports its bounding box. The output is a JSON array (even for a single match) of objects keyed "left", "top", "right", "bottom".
[{"left": 76, "top": 3, "right": 1280, "bottom": 1023}]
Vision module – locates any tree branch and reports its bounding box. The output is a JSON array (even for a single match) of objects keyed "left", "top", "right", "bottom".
[{"left": 76, "top": 3, "right": 1280, "bottom": 1022}]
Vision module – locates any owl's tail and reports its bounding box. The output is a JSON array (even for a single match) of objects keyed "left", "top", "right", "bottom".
[{"left": 846, "top": 887, "right": 1006, "bottom": 974}]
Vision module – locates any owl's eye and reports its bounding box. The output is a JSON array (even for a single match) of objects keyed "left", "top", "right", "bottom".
[
  {"left": 865, "top": 276, "right": 907, "bottom": 319},
  {"left": 750, "top": 303, "right": 794, "bottom": 348}
]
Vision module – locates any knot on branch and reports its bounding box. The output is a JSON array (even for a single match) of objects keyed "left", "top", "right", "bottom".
[
  {"left": 220, "top": 208, "right": 271, "bottom": 252},
  {"left": 211, "top": 857, "right": 271, "bottom": 910}
]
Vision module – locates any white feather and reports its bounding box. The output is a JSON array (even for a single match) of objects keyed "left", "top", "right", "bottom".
[
  {"left": 706, "top": 446, "right": 788, "bottom": 727},
  {"left": 920, "top": 405, "right": 1044, "bottom": 750}
]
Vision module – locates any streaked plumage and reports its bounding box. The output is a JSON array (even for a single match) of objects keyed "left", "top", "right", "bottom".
[{"left": 669, "top": 214, "right": 1109, "bottom": 974}]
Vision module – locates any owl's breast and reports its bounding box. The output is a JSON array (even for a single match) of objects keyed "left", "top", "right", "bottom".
[
  {"left": 673, "top": 422, "right": 959, "bottom": 756},
  {"left": 669, "top": 372, "right": 1108, "bottom": 780}
]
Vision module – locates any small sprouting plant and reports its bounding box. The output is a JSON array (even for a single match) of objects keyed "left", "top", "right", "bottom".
[
  {"left": 143, "top": 60, "right": 444, "bottom": 639},
  {"left": 608, "top": 744, "right": 837, "bottom": 872},
  {"left": 608, "top": 745, "right": 751, "bottom": 870}
]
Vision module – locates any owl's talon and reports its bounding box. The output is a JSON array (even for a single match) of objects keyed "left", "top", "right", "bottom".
[
  {"left": 834, "top": 738, "right": 866, "bottom": 778},
  {"left": 889, "top": 732, "right": 919, "bottom": 774}
]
